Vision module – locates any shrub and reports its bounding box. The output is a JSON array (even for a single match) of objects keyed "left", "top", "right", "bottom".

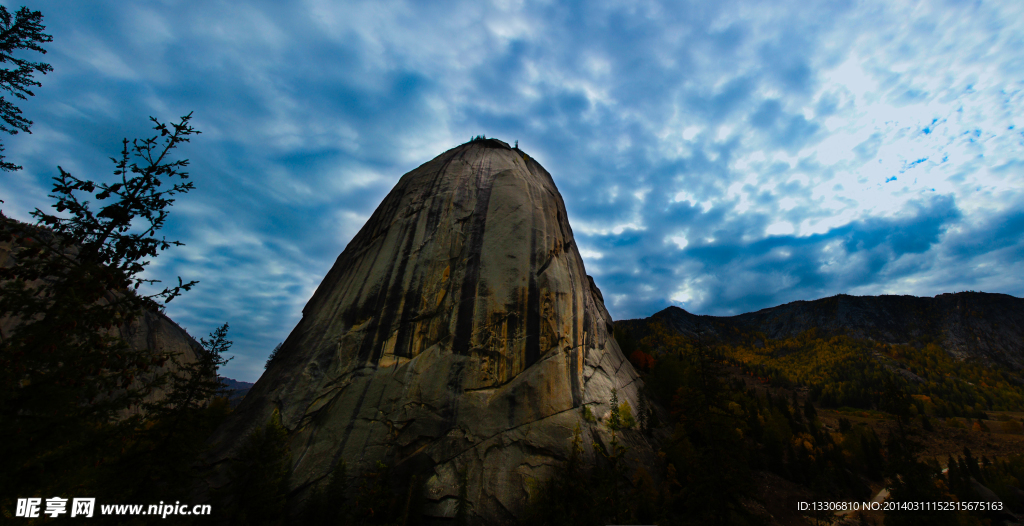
[
  {"left": 618, "top": 402, "right": 637, "bottom": 430},
  {"left": 629, "top": 349, "right": 655, "bottom": 371}
]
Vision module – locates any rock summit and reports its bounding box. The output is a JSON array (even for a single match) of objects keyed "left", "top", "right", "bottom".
[{"left": 203, "top": 138, "right": 649, "bottom": 522}]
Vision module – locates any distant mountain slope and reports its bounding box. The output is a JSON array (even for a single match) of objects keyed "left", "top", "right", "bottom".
[
  {"left": 619, "top": 292, "right": 1024, "bottom": 370},
  {"left": 218, "top": 377, "right": 253, "bottom": 408}
]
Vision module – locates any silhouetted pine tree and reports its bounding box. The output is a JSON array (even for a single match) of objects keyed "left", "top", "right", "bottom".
[
  {"left": 0, "top": 5, "right": 52, "bottom": 172},
  {"left": 101, "top": 324, "right": 233, "bottom": 504}
]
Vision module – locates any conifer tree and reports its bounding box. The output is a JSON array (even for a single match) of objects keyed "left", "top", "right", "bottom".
[
  {"left": 607, "top": 388, "right": 622, "bottom": 430},
  {"left": 0, "top": 113, "right": 200, "bottom": 504},
  {"left": 302, "top": 459, "right": 348, "bottom": 524},
  {"left": 103, "top": 323, "right": 233, "bottom": 502},
  {"left": 665, "top": 315, "right": 752, "bottom": 525},
  {"left": 525, "top": 424, "right": 603, "bottom": 525},
  {"left": 455, "top": 466, "right": 470, "bottom": 526},
  {"left": 0, "top": 5, "right": 52, "bottom": 172},
  {"left": 224, "top": 410, "right": 291, "bottom": 525},
  {"left": 803, "top": 396, "right": 817, "bottom": 422}
]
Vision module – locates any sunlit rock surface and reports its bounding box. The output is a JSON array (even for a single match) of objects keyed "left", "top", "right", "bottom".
[{"left": 201, "top": 139, "right": 651, "bottom": 522}]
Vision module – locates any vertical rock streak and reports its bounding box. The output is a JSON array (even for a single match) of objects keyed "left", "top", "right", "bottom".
[{"left": 453, "top": 157, "right": 497, "bottom": 357}]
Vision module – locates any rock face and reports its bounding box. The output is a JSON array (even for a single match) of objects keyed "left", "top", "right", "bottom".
[
  {"left": 116, "top": 309, "right": 205, "bottom": 412},
  {"left": 0, "top": 219, "right": 205, "bottom": 411},
  {"left": 202, "top": 139, "right": 647, "bottom": 522}
]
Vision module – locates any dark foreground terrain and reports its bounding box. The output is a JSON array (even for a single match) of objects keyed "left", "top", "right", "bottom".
[{"left": 609, "top": 291, "right": 1024, "bottom": 525}]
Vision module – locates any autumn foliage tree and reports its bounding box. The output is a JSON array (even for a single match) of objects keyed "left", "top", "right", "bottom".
[{"left": 629, "top": 349, "right": 655, "bottom": 371}]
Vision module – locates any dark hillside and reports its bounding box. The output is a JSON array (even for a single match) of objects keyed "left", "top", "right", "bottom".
[
  {"left": 617, "top": 292, "right": 1024, "bottom": 417},
  {"left": 614, "top": 296, "right": 1024, "bottom": 525},
  {"left": 620, "top": 292, "right": 1024, "bottom": 370}
]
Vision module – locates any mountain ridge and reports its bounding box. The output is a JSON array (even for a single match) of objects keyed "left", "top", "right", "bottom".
[{"left": 617, "top": 291, "right": 1024, "bottom": 370}]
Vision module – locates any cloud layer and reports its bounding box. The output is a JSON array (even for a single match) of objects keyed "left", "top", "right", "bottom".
[{"left": 4, "top": 0, "right": 1023, "bottom": 381}]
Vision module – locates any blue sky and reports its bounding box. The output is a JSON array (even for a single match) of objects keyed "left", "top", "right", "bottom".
[{"left": 3, "top": 0, "right": 1023, "bottom": 382}]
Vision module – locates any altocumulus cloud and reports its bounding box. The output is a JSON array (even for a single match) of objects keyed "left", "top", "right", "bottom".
[{"left": 2, "top": 0, "right": 1023, "bottom": 381}]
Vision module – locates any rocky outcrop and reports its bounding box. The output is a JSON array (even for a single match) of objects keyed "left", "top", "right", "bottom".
[
  {"left": 116, "top": 309, "right": 205, "bottom": 411},
  {"left": 201, "top": 139, "right": 650, "bottom": 523},
  {"left": 0, "top": 217, "right": 205, "bottom": 411}
]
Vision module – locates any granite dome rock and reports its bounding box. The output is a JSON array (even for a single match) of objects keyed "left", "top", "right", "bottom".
[{"left": 201, "top": 138, "right": 651, "bottom": 522}]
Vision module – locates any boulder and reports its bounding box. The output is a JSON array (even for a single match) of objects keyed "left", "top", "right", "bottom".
[{"left": 201, "top": 139, "right": 651, "bottom": 523}]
